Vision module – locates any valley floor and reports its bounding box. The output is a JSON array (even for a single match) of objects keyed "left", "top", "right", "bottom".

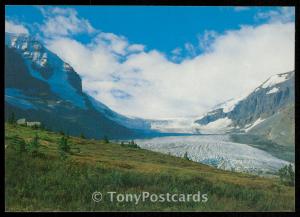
[{"left": 5, "top": 124, "right": 295, "bottom": 211}]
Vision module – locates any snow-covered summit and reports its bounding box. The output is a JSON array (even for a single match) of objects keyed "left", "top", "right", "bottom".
[
  {"left": 5, "top": 33, "right": 86, "bottom": 109},
  {"left": 194, "top": 70, "right": 294, "bottom": 134},
  {"left": 261, "top": 72, "right": 291, "bottom": 89},
  {"left": 6, "top": 33, "right": 47, "bottom": 67}
]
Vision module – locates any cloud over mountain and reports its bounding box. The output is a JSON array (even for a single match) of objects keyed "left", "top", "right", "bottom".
[{"left": 6, "top": 7, "right": 295, "bottom": 119}]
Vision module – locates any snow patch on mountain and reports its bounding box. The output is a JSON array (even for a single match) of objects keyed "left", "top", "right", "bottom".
[
  {"left": 218, "top": 95, "right": 247, "bottom": 113},
  {"left": 210, "top": 91, "right": 250, "bottom": 115},
  {"left": 261, "top": 73, "right": 289, "bottom": 89},
  {"left": 196, "top": 117, "right": 233, "bottom": 134},
  {"left": 267, "top": 87, "right": 279, "bottom": 95},
  {"left": 221, "top": 99, "right": 240, "bottom": 113},
  {"left": 244, "top": 118, "right": 265, "bottom": 132},
  {"left": 149, "top": 117, "right": 200, "bottom": 133}
]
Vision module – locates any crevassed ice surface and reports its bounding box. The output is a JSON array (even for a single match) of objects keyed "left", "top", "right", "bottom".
[{"left": 135, "top": 135, "right": 290, "bottom": 174}]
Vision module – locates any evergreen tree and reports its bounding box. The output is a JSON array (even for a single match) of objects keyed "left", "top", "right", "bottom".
[
  {"left": 288, "top": 164, "right": 295, "bottom": 186},
  {"left": 80, "top": 133, "right": 86, "bottom": 139},
  {"left": 39, "top": 123, "right": 45, "bottom": 130},
  {"left": 59, "top": 136, "right": 70, "bottom": 152},
  {"left": 278, "top": 164, "right": 295, "bottom": 186},
  {"left": 8, "top": 112, "right": 16, "bottom": 125},
  {"left": 183, "top": 152, "right": 190, "bottom": 160},
  {"left": 58, "top": 136, "right": 70, "bottom": 160},
  {"left": 103, "top": 136, "right": 109, "bottom": 144},
  {"left": 10, "top": 136, "right": 26, "bottom": 154},
  {"left": 27, "top": 133, "right": 39, "bottom": 156}
]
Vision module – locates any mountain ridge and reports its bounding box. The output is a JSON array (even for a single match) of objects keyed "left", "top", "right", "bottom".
[
  {"left": 195, "top": 70, "right": 295, "bottom": 147},
  {"left": 5, "top": 33, "right": 157, "bottom": 139}
]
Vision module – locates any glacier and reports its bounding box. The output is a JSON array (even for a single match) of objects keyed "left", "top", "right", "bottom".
[{"left": 135, "top": 135, "right": 291, "bottom": 175}]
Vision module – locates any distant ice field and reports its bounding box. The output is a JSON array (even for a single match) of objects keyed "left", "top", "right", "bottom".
[{"left": 135, "top": 135, "right": 290, "bottom": 175}]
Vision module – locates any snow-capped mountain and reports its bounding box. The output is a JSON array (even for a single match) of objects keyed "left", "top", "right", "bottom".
[
  {"left": 5, "top": 33, "right": 155, "bottom": 139},
  {"left": 5, "top": 33, "right": 86, "bottom": 108},
  {"left": 195, "top": 71, "right": 295, "bottom": 146},
  {"left": 5, "top": 32, "right": 295, "bottom": 143}
]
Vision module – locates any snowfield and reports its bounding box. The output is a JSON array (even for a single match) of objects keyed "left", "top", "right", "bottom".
[
  {"left": 261, "top": 73, "right": 289, "bottom": 89},
  {"left": 135, "top": 135, "right": 290, "bottom": 175},
  {"left": 244, "top": 118, "right": 265, "bottom": 132},
  {"left": 149, "top": 117, "right": 200, "bottom": 133},
  {"left": 195, "top": 117, "right": 234, "bottom": 134},
  {"left": 266, "top": 87, "right": 279, "bottom": 95}
]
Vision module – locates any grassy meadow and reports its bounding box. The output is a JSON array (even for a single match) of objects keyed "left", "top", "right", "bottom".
[{"left": 5, "top": 123, "right": 295, "bottom": 211}]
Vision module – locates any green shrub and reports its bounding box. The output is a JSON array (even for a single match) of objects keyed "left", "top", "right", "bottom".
[
  {"left": 129, "top": 143, "right": 140, "bottom": 149},
  {"left": 31, "top": 124, "right": 40, "bottom": 130},
  {"left": 278, "top": 164, "right": 295, "bottom": 186},
  {"left": 27, "top": 133, "right": 40, "bottom": 156},
  {"left": 120, "top": 140, "right": 140, "bottom": 149},
  {"left": 8, "top": 112, "right": 16, "bottom": 125},
  {"left": 58, "top": 136, "right": 70, "bottom": 160},
  {"left": 80, "top": 133, "right": 86, "bottom": 139},
  {"left": 103, "top": 136, "right": 109, "bottom": 144},
  {"left": 10, "top": 135, "right": 26, "bottom": 154}
]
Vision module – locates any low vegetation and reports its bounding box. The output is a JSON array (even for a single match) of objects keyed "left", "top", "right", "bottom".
[
  {"left": 278, "top": 164, "right": 295, "bottom": 186},
  {"left": 120, "top": 140, "right": 140, "bottom": 149},
  {"left": 5, "top": 123, "right": 295, "bottom": 211}
]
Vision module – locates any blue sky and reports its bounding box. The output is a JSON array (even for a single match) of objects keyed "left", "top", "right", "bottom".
[
  {"left": 5, "top": 6, "right": 295, "bottom": 119},
  {"left": 5, "top": 6, "right": 283, "bottom": 56}
]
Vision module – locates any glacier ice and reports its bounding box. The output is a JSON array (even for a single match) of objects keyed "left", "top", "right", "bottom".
[{"left": 135, "top": 135, "right": 291, "bottom": 175}]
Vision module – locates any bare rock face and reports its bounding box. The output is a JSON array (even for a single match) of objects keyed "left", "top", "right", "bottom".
[{"left": 63, "top": 63, "right": 82, "bottom": 93}]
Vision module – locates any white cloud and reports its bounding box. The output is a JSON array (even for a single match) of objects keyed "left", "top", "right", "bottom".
[
  {"left": 94, "top": 32, "right": 129, "bottom": 56},
  {"left": 39, "top": 7, "right": 95, "bottom": 37},
  {"left": 171, "top": 47, "right": 183, "bottom": 61},
  {"left": 171, "top": 47, "right": 182, "bottom": 56},
  {"left": 128, "top": 44, "right": 145, "bottom": 52},
  {"left": 255, "top": 7, "right": 295, "bottom": 23},
  {"left": 184, "top": 43, "right": 197, "bottom": 57},
  {"left": 45, "top": 12, "right": 295, "bottom": 119},
  {"left": 5, "top": 20, "right": 29, "bottom": 34},
  {"left": 198, "top": 30, "right": 218, "bottom": 51}
]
